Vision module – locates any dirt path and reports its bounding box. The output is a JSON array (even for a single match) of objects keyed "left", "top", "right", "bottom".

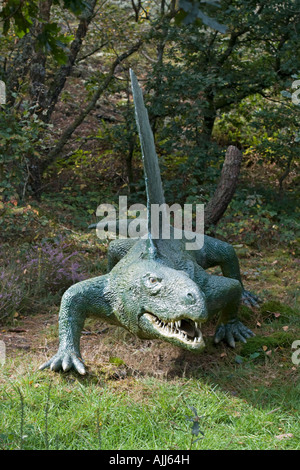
[{"left": 0, "top": 312, "right": 228, "bottom": 379}]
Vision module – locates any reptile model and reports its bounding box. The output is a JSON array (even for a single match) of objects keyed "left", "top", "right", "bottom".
[{"left": 40, "top": 70, "right": 258, "bottom": 375}]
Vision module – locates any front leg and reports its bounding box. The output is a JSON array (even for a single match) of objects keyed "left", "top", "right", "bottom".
[
  {"left": 196, "top": 270, "right": 254, "bottom": 348},
  {"left": 194, "top": 235, "right": 260, "bottom": 307},
  {"left": 39, "top": 275, "right": 112, "bottom": 374}
]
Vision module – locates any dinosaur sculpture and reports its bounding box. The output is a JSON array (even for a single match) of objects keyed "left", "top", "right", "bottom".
[{"left": 39, "top": 70, "right": 258, "bottom": 375}]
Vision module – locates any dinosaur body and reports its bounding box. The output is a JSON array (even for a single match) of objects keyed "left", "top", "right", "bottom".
[{"left": 40, "top": 71, "right": 257, "bottom": 375}]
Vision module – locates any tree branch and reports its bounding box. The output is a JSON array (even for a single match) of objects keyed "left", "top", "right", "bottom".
[
  {"left": 44, "top": 0, "right": 98, "bottom": 122},
  {"left": 45, "top": 39, "right": 143, "bottom": 165},
  {"left": 216, "top": 28, "right": 248, "bottom": 67},
  {"left": 76, "top": 40, "right": 109, "bottom": 63},
  {"left": 29, "top": 0, "right": 53, "bottom": 110}
]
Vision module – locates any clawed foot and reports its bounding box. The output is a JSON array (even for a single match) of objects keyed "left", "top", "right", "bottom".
[
  {"left": 242, "top": 289, "right": 261, "bottom": 308},
  {"left": 214, "top": 319, "right": 255, "bottom": 348},
  {"left": 39, "top": 348, "right": 86, "bottom": 375}
]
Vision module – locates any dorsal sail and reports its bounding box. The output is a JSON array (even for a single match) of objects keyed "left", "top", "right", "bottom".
[{"left": 130, "top": 69, "right": 166, "bottom": 253}]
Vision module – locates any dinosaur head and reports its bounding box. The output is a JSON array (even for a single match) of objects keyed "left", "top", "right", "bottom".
[{"left": 110, "top": 259, "right": 208, "bottom": 351}]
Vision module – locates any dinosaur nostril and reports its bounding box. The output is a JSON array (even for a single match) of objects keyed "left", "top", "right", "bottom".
[{"left": 186, "top": 292, "right": 196, "bottom": 304}]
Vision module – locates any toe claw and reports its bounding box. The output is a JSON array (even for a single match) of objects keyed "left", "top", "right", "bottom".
[
  {"left": 73, "top": 357, "right": 86, "bottom": 375},
  {"left": 39, "top": 349, "right": 86, "bottom": 374},
  {"left": 39, "top": 359, "right": 52, "bottom": 371},
  {"left": 50, "top": 357, "right": 62, "bottom": 372},
  {"left": 242, "top": 290, "right": 261, "bottom": 308},
  {"left": 214, "top": 324, "right": 225, "bottom": 344},
  {"left": 214, "top": 320, "right": 255, "bottom": 348},
  {"left": 226, "top": 331, "right": 235, "bottom": 348},
  {"left": 62, "top": 356, "right": 72, "bottom": 372}
]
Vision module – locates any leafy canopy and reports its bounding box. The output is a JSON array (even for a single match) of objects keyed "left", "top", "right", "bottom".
[{"left": 0, "top": 0, "right": 87, "bottom": 61}]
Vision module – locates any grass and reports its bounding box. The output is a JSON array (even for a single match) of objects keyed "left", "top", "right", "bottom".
[
  {"left": 0, "top": 199, "right": 299, "bottom": 451},
  {"left": 1, "top": 280, "right": 300, "bottom": 451},
  {"left": 0, "top": 359, "right": 299, "bottom": 450}
]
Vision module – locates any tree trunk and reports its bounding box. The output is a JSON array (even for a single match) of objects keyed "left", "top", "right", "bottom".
[
  {"left": 29, "top": 0, "right": 53, "bottom": 110},
  {"left": 44, "top": 0, "right": 98, "bottom": 122},
  {"left": 202, "top": 111, "right": 216, "bottom": 139},
  {"left": 205, "top": 145, "right": 242, "bottom": 229},
  {"left": 5, "top": 34, "right": 34, "bottom": 106}
]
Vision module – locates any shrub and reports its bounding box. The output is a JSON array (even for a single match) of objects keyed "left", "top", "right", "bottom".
[
  {"left": 23, "top": 237, "right": 89, "bottom": 297},
  {"left": 0, "top": 237, "right": 89, "bottom": 322},
  {"left": 0, "top": 268, "right": 24, "bottom": 322},
  {"left": 0, "top": 199, "right": 50, "bottom": 243}
]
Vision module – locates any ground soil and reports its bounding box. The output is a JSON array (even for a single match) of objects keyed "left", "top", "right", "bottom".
[{"left": 0, "top": 310, "right": 237, "bottom": 380}]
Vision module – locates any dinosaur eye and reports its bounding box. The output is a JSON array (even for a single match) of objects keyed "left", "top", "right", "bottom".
[{"left": 143, "top": 273, "right": 162, "bottom": 292}]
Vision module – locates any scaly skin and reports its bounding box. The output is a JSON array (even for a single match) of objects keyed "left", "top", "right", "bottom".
[
  {"left": 39, "top": 70, "right": 257, "bottom": 375},
  {"left": 39, "top": 236, "right": 256, "bottom": 375}
]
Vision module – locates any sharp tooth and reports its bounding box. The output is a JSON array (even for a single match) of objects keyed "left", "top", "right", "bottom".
[
  {"left": 178, "top": 320, "right": 181, "bottom": 328},
  {"left": 193, "top": 337, "right": 197, "bottom": 343}
]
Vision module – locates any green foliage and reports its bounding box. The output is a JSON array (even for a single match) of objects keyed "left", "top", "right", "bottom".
[
  {"left": 177, "top": 0, "right": 227, "bottom": 33},
  {"left": 215, "top": 88, "right": 300, "bottom": 190},
  {"left": 0, "top": 263, "right": 24, "bottom": 322},
  {"left": 0, "top": 0, "right": 86, "bottom": 64},
  {"left": 109, "top": 356, "right": 125, "bottom": 366},
  {"left": 0, "top": 106, "right": 50, "bottom": 199},
  {"left": 260, "top": 301, "right": 299, "bottom": 321},
  {"left": 214, "top": 185, "right": 300, "bottom": 248},
  {"left": 36, "top": 22, "right": 74, "bottom": 65},
  {"left": 0, "top": 0, "right": 86, "bottom": 37},
  {"left": 240, "top": 331, "right": 295, "bottom": 358},
  {"left": 0, "top": 0, "right": 38, "bottom": 37},
  {"left": 0, "top": 200, "right": 49, "bottom": 242},
  {"left": 140, "top": 0, "right": 300, "bottom": 207}
]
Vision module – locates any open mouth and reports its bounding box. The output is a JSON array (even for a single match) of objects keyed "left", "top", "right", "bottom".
[{"left": 143, "top": 313, "right": 204, "bottom": 347}]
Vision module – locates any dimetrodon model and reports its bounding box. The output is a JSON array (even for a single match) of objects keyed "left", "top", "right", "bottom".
[{"left": 40, "top": 70, "right": 258, "bottom": 375}]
